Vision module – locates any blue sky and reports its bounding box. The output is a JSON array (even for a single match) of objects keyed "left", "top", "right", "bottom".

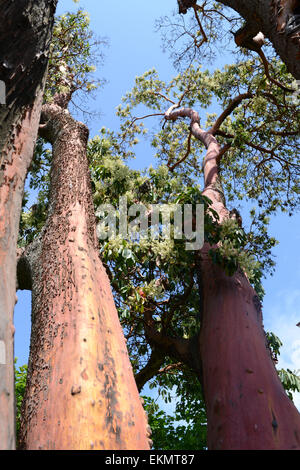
[{"left": 14, "top": 0, "right": 299, "bottom": 410}]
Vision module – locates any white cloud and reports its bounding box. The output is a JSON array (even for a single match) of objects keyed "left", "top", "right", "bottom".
[{"left": 263, "top": 288, "right": 300, "bottom": 410}]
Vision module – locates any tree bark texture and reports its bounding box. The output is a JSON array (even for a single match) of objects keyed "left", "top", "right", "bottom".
[
  {"left": 220, "top": 0, "right": 300, "bottom": 79},
  {"left": 199, "top": 250, "right": 300, "bottom": 449},
  {"left": 18, "top": 104, "right": 150, "bottom": 450},
  {"left": 0, "top": 0, "right": 57, "bottom": 450}
]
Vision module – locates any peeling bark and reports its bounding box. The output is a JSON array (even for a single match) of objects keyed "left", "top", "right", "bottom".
[
  {"left": 221, "top": 0, "right": 300, "bottom": 79},
  {"left": 0, "top": 0, "right": 57, "bottom": 450},
  {"left": 19, "top": 104, "right": 150, "bottom": 450}
]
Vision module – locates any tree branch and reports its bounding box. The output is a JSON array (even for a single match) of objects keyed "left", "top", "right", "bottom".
[
  {"left": 135, "top": 348, "right": 165, "bottom": 392},
  {"left": 209, "top": 92, "right": 253, "bottom": 135},
  {"left": 143, "top": 305, "right": 201, "bottom": 374}
]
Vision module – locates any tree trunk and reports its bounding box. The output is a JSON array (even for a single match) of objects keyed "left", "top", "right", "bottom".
[
  {"left": 218, "top": 0, "right": 300, "bottom": 79},
  {"left": 0, "top": 0, "right": 57, "bottom": 450},
  {"left": 18, "top": 104, "right": 150, "bottom": 450},
  {"left": 199, "top": 248, "right": 300, "bottom": 449},
  {"left": 199, "top": 123, "right": 300, "bottom": 450}
]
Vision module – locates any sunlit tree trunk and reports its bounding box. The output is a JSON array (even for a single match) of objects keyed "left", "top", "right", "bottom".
[
  {"left": 0, "top": 0, "right": 57, "bottom": 449},
  {"left": 18, "top": 103, "right": 150, "bottom": 450},
  {"left": 199, "top": 246, "right": 300, "bottom": 449}
]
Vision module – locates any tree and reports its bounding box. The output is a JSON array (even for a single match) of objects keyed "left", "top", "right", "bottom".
[
  {"left": 11, "top": 3, "right": 300, "bottom": 450},
  {"left": 176, "top": 0, "right": 300, "bottom": 79},
  {"left": 104, "top": 52, "right": 300, "bottom": 448},
  {"left": 19, "top": 124, "right": 300, "bottom": 449},
  {"left": 16, "top": 11, "right": 150, "bottom": 450},
  {"left": 0, "top": 0, "right": 58, "bottom": 450}
]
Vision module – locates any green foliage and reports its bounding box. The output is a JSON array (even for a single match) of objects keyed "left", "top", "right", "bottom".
[
  {"left": 143, "top": 396, "right": 206, "bottom": 450},
  {"left": 114, "top": 60, "right": 299, "bottom": 298},
  {"left": 14, "top": 360, "right": 27, "bottom": 441},
  {"left": 143, "top": 368, "right": 207, "bottom": 450},
  {"left": 45, "top": 9, "right": 105, "bottom": 109},
  {"left": 117, "top": 61, "right": 299, "bottom": 217},
  {"left": 265, "top": 332, "right": 300, "bottom": 402},
  {"left": 19, "top": 138, "right": 52, "bottom": 246},
  {"left": 19, "top": 8, "right": 106, "bottom": 245},
  {"left": 17, "top": 3, "right": 300, "bottom": 449},
  {"left": 278, "top": 369, "right": 300, "bottom": 401},
  {"left": 265, "top": 331, "right": 283, "bottom": 362}
]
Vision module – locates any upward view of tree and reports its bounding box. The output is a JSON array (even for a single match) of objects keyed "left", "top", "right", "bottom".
[{"left": 0, "top": 0, "right": 299, "bottom": 450}]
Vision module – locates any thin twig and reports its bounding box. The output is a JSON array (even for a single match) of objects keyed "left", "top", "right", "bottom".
[{"left": 129, "top": 113, "right": 165, "bottom": 127}]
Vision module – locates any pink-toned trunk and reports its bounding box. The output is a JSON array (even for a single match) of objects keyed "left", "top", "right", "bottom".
[
  {"left": 200, "top": 122, "right": 300, "bottom": 450},
  {"left": 0, "top": 95, "right": 45, "bottom": 450},
  {"left": 19, "top": 104, "right": 150, "bottom": 450},
  {"left": 199, "top": 248, "right": 300, "bottom": 449}
]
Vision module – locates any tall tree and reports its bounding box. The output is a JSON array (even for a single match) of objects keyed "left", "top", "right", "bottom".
[
  {"left": 108, "top": 59, "right": 300, "bottom": 448},
  {"left": 17, "top": 11, "right": 150, "bottom": 450},
  {"left": 13, "top": 3, "right": 300, "bottom": 450},
  {"left": 0, "top": 0, "right": 57, "bottom": 450}
]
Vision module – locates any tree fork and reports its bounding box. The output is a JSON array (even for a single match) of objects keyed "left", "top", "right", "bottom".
[
  {"left": 18, "top": 103, "right": 150, "bottom": 450},
  {"left": 0, "top": 0, "right": 57, "bottom": 449}
]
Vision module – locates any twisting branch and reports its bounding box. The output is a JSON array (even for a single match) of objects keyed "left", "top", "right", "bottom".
[
  {"left": 142, "top": 303, "right": 199, "bottom": 373},
  {"left": 257, "top": 48, "right": 294, "bottom": 93},
  {"left": 192, "top": 3, "right": 208, "bottom": 47},
  {"left": 233, "top": 25, "right": 294, "bottom": 93},
  {"left": 163, "top": 97, "right": 249, "bottom": 187}
]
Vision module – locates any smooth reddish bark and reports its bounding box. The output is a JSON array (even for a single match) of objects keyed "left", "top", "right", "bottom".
[
  {"left": 200, "top": 120, "right": 300, "bottom": 450},
  {"left": 0, "top": 96, "right": 45, "bottom": 450},
  {"left": 199, "top": 249, "right": 300, "bottom": 449},
  {"left": 19, "top": 104, "right": 150, "bottom": 450}
]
